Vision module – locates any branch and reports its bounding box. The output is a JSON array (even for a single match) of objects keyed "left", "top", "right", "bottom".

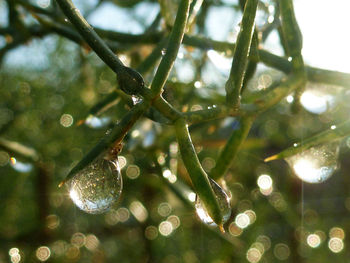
[
  {"left": 210, "top": 116, "right": 255, "bottom": 180},
  {"left": 265, "top": 120, "right": 350, "bottom": 162},
  {"left": 55, "top": 0, "right": 145, "bottom": 96},
  {"left": 225, "top": 0, "right": 258, "bottom": 107},
  {"left": 149, "top": 0, "right": 191, "bottom": 97},
  {"left": 174, "top": 118, "right": 223, "bottom": 226}
]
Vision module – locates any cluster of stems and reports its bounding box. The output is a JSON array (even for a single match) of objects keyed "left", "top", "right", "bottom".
[{"left": 2, "top": 0, "right": 350, "bottom": 228}]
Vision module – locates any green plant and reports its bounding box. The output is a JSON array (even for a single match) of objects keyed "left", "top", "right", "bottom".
[{"left": 1, "top": 0, "right": 350, "bottom": 262}]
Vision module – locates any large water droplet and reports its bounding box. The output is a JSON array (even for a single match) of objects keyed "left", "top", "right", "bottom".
[
  {"left": 195, "top": 178, "right": 231, "bottom": 225},
  {"left": 285, "top": 142, "right": 339, "bottom": 183},
  {"left": 68, "top": 157, "right": 122, "bottom": 214}
]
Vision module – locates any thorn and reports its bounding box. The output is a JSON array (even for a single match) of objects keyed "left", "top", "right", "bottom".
[
  {"left": 76, "top": 119, "right": 85, "bottom": 126},
  {"left": 219, "top": 224, "right": 225, "bottom": 233},
  {"left": 264, "top": 154, "right": 278, "bottom": 162},
  {"left": 58, "top": 180, "right": 66, "bottom": 188}
]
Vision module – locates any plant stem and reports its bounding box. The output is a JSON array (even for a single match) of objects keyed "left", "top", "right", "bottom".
[
  {"left": 210, "top": 116, "right": 255, "bottom": 180},
  {"left": 174, "top": 118, "right": 223, "bottom": 225},
  {"left": 149, "top": 0, "right": 190, "bottom": 97},
  {"left": 225, "top": 0, "right": 258, "bottom": 108},
  {"left": 55, "top": 0, "right": 124, "bottom": 72},
  {"left": 265, "top": 120, "right": 350, "bottom": 162}
]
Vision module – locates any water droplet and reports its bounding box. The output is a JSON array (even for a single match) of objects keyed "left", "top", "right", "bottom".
[
  {"left": 195, "top": 178, "right": 231, "bottom": 225},
  {"left": 68, "top": 157, "right": 122, "bottom": 214},
  {"left": 285, "top": 142, "right": 339, "bottom": 183},
  {"left": 131, "top": 95, "right": 142, "bottom": 105}
]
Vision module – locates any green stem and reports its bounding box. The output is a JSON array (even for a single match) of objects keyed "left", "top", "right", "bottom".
[
  {"left": 210, "top": 116, "right": 255, "bottom": 180},
  {"left": 55, "top": 0, "right": 124, "bottom": 72},
  {"left": 149, "top": 0, "right": 190, "bottom": 97},
  {"left": 279, "top": 0, "right": 303, "bottom": 60},
  {"left": 174, "top": 118, "right": 223, "bottom": 225},
  {"left": 55, "top": 0, "right": 145, "bottom": 93},
  {"left": 265, "top": 120, "right": 350, "bottom": 162},
  {"left": 279, "top": 0, "right": 306, "bottom": 112},
  {"left": 225, "top": 0, "right": 258, "bottom": 107}
]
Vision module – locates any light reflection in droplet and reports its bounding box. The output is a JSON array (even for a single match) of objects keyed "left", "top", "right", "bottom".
[
  {"left": 307, "top": 233, "right": 321, "bottom": 248},
  {"left": 159, "top": 221, "right": 173, "bottom": 236},
  {"left": 286, "top": 143, "right": 339, "bottom": 183},
  {"left": 36, "top": 246, "right": 51, "bottom": 262},
  {"left": 246, "top": 248, "right": 262, "bottom": 263},
  {"left": 328, "top": 237, "right": 344, "bottom": 253},
  {"left": 235, "top": 213, "right": 250, "bottom": 229}
]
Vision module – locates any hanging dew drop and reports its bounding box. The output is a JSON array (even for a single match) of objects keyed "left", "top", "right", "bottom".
[
  {"left": 195, "top": 178, "right": 231, "bottom": 226},
  {"left": 68, "top": 157, "right": 122, "bottom": 214},
  {"left": 285, "top": 142, "right": 339, "bottom": 183}
]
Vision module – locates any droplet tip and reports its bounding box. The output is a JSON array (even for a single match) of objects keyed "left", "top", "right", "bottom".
[
  {"left": 58, "top": 180, "right": 66, "bottom": 188},
  {"left": 76, "top": 119, "right": 85, "bottom": 126},
  {"left": 264, "top": 155, "right": 278, "bottom": 162},
  {"left": 219, "top": 224, "right": 225, "bottom": 233}
]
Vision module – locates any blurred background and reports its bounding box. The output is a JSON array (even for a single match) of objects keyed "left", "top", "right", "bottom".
[{"left": 1, "top": 0, "right": 350, "bottom": 262}]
